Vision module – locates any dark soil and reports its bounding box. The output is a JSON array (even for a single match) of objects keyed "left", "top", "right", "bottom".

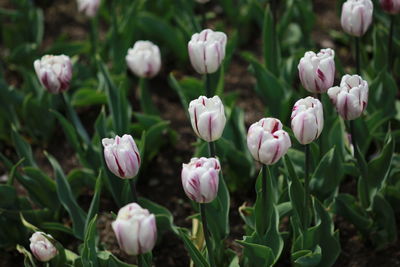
[{"left": 1, "top": 0, "right": 400, "bottom": 266}]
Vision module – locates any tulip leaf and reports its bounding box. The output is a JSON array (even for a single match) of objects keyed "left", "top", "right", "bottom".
[
  {"left": 138, "top": 78, "right": 159, "bottom": 115},
  {"left": 11, "top": 126, "right": 36, "bottom": 167},
  {"left": 85, "top": 172, "right": 103, "bottom": 234},
  {"left": 237, "top": 235, "right": 275, "bottom": 267},
  {"left": 139, "top": 197, "right": 176, "bottom": 235},
  {"left": 71, "top": 88, "right": 107, "bottom": 107},
  {"left": 262, "top": 5, "right": 278, "bottom": 76},
  {"left": 178, "top": 228, "right": 209, "bottom": 267},
  {"left": 81, "top": 215, "right": 98, "bottom": 267},
  {"left": 16, "top": 244, "right": 37, "bottom": 267},
  {"left": 45, "top": 152, "right": 86, "bottom": 239}
]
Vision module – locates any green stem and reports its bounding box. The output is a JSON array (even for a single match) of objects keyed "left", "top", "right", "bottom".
[
  {"left": 205, "top": 74, "right": 212, "bottom": 97},
  {"left": 304, "top": 144, "right": 310, "bottom": 228},
  {"left": 270, "top": 0, "right": 278, "bottom": 75},
  {"left": 200, "top": 203, "right": 216, "bottom": 267},
  {"left": 201, "top": 3, "right": 206, "bottom": 28},
  {"left": 130, "top": 179, "right": 138, "bottom": 203},
  {"left": 261, "top": 164, "right": 267, "bottom": 214},
  {"left": 355, "top": 37, "right": 361, "bottom": 74},
  {"left": 388, "top": 16, "right": 395, "bottom": 73},
  {"left": 349, "top": 120, "right": 357, "bottom": 151},
  {"left": 89, "top": 18, "right": 97, "bottom": 57},
  {"left": 208, "top": 141, "right": 216, "bottom": 157},
  {"left": 61, "top": 93, "right": 90, "bottom": 144}
]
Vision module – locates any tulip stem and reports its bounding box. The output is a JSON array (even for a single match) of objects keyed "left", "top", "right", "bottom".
[
  {"left": 200, "top": 203, "right": 216, "bottom": 267},
  {"left": 89, "top": 18, "right": 97, "bottom": 57},
  {"left": 130, "top": 179, "right": 139, "bottom": 203},
  {"left": 205, "top": 74, "right": 212, "bottom": 97},
  {"left": 388, "top": 16, "right": 395, "bottom": 73},
  {"left": 208, "top": 141, "right": 216, "bottom": 157},
  {"left": 349, "top": 120, "right": 357, "bottom": 151},
  {"left": 355, "top": 37, "right": 361, "bottom": 74},
  {"left": 304, "top": 144, "right": 311, "bottom": 228}
]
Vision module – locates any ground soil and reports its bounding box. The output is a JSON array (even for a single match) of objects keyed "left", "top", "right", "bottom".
[{"left": 1, "top": 0, "right": 400, "bottom": 266}]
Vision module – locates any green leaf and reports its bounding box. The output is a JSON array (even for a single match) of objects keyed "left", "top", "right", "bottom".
[
  {"left": 40, "top": 222, "right": 74, "bottom": 236},
  {"left": 237, "top": 236, "right": 275, "bottom": 267},
  {"left": 81, "top": 215, "right": 99, "bottom": 267},
  {"left": 371, "top": 194, "right": 397, "bottom": 249},
  {"left": 71, "top": 88, "right": 107, "bottom": 107},
  {"left": 16, "top": 244, "right": 37, "bottom": 267},
  {"left": 293, "top": 246, "right": 321, "bottom": 267},
  {"left": 85, "top": 172, "right": 103, "bottom": 234},
  {"left": 138, "top": 78, "right": 159, "bottom": 115},
  {"left": 262, "top": 5, "right": 278, "bottom": 75},
  {"left": 11, "top": 126, "right": 36, "bottom": 167},
  {"left": 45, "top": 152, "right": 86, "bottom": 239},
  {"left": 178, "top": 228, "right": 209, "bottom": 267},
  {"left": 139, "top": 197, "right": 176, "bottom": 235},
  {"left": 0, "top": 185, "right": 17, "bottom": 208}
]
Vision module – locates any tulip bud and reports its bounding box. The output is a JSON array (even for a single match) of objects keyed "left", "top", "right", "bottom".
[
  {"left": 188, "top": 29, "right": 227, "bottom": 74},
  {"left": 298, "top": 48, "right": 335, "bottom": 93},
  {"left": 77, "top": 0, "right": 100, "bottom": 17},
  {"left": 29, "top": 232, "right": 57, "bottom": 262},
  {"left": 380, "top": 0, "right": 400, "bottom": 14},
  {"left": 341, "top": 0, "right": 373, "bottom": 37},
  {"left": 34, "top": 55, "right": 72, "bottom": 94},
  {"left": 102, "top": 134, "right": 141, "bottom": 179},
  {"left": 327, "top": 74, "right": 369, "bottom": 120},
  {"left": 181, "top": 157, "right": 220, "bottom": 203},
  {"left": 126, "top": 41, "right": 161, "bottom": 79},
  {"left": 247, "top": 118, "right": 291, "bottom": 165},
  {"left": 112, "top": 203, "right": 157, "bottom": 255},
  {"left": 188, "top": 96, "right": 226, "bottom": 142},
  {"left": 291, "top": 97, "right": 324, "bottom": 145}
]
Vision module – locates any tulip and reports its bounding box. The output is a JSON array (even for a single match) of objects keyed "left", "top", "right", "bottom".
[
  {"left": 29, "top": 232, "right": 57, "bottom": 262},
  {"left": 112, "top": 203, "right": 157, "bottom": 255},
  {"left": 34, "top": 55, "right": 72, "bottom": 94},
  {"left": 247, "top": 118, "right": 291, "bottom": 165},
  {"left": 341, "top": 0, "right": 373, "bottom": 37},
  {"left": 181, "top": 157, "right": 220, "bottom": 203},
  {"left": 77, "top": 0, "right": 100, "bottom": 17},
  {"left": 126, "top": 41, "right": 161, "bottom": 78},
  {"left": 291, "top": 97, "right": 324, "bottom": 145},
  {"left": 328, "top": 74, "right": 369, "bottom": 120},
  {"left": 188, "top": 96, "right": 226, "bottom": 142},
  {"left": 188, "top": 29, "right": 227, "bottom": 74},
  {"left": 298, "top": 48, "right": 335, "bottom": 93},
  {"left": 102, "top": 134, "right": 141, "bottom": 179},
  {"left": 380, "top": 0, "right": 400, "bottom": 14}
]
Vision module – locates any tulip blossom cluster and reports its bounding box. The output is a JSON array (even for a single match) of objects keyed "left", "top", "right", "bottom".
[
  {"left": 291, "top": 97, "right": 324, "bottom": 145},
  {"left": 34, "top": 55, "right": 72, "bottom": 94},
  {"left": 380, "top": 0, "right": 400, "bottom": 14},
  {"left": 126, "top": 41, "right": 161, "bottom": 78},
  {"left": 247, "top": 118, "right": 291, "bottom": 165},
  {"left": 188, "top": 29, "right": 227, "bottom": 74},
  {"left": 328, "top": 75, "right": 369, "bottom": 121},
  {"left": 188, "top": 96, "right": 226, "bottom": 142},
  {"left": 29, "top": 232, "right": 57, "bottom": 262},
  {"left": 298, "top": 48, "right": 335, "bottom": 94},
  {"left": 112, "top": 203, "right": 157, "bottom": 255},
  {"left": 102, "top": 134, "right": 141, "bottom": 179},
  {"left": 77, "top": 0, "right": 100, "bottom": 17},
  {"left": 341, "top": 0, "right": 373, "bottom": 37},
  {"left": 181, "top": 157, "right": 221, "bottom": 203}
]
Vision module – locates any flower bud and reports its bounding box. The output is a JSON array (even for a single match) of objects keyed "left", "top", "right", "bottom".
[
  {"left": 188, "top": 96, "right": 226, "bottom": 142},
  {"left": 298, "top": 48, "right": 335, "bottom": 93},
  {"left": 181, "top": 157, "right": 220, "bottom": 203},
  {"left": 112, "top": 203, "right": 157, "bottom": 255},
  {"left": 34, "top": 55, "right": 72, "bottom": 94},
  {"left": 102, "top": 134, "right": 141, "bottom": 179},
  {"left": 380, "top": 0, "right": 400, "bottom": 14},
  {"left": 126, "top": 41, "right": 161, "bottom": 78},
  {"left": 291, "top": 97, "right": 324, "bottom": 145},
  {"left": 328, "top": 74, "right": 369, "bottom": 120},
  {"left": 247, "top": 118, "right": 291, "bottom": 165},
  {"left": 77, "top": 0, "right": 100, "bottom": 17},
  {"left": 341, "top": 0, "right": 373, "bottom": 37},
  {"left": 188, "top": 29, "right": 227, "bottom": 74},
  {"left": 29, "top": 232, "right": 57, "bottom": 262}
]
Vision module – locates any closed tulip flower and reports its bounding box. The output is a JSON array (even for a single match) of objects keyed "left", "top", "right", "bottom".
[
  {"left": 126, "top": 41, "right": 161, "bottom": 78},
  {"left": 29, "top": 232, "right": 57, "bottom": 262},
  {"left": 77, "top": 0, "right": 100, "bottom": 17},
  {"left": 341, "top": 0, "right": 373, "bottom": 37},
  {"left": 380, "top": 0, "right": 400, "bottom": 14},
  {"left": 291, "top": 97, "right": 324, "bottom": 145},
  {"left": 34, "top": 55, "right": 72, "bottom": 94},
  {"left": 188, "top": 29, "right": 227, "bottom": 74},
  {"left": 247, "top": 118, "right": 291, "bottom": 165},
  {"left": 102, "top": 134, "right": 141, "bottom": 179},
  {"left": 188, "top": 96, "right": 226, "bottom": 142},
  {"left": 112, "top": 203, "right": 157, "bottom": 255},
  {"left": 181, "top": 157, "right": 220, "bottom": 203},
  {"left": 328, "top": 74, "right": 369, "bottom": 120},
  {"left": 298, "top": 48, "right": 335, "bottom": 93}
]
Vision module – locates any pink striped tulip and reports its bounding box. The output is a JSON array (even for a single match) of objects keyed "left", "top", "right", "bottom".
[
  {"left": 181, "top": 157, "right": 220, "bottom": 203},
  {"left": 328, "top": 74, "right": 369, "bottom": 120},
  {"left": 112, "top": 203, "right": 157, "bottom": 255},
  {"left": 102, "top": 134, "right": 141, "bottom": 179},
  {"left": 29, "top": 232, "right": 57, "bottom": 262},
  {"left": 126, "top": 41, "right": 161, "bottom": 78},
  {"left": 380, "top": 0, "right": 400, "bottom": 14},
  {"left": 247, "top": 118, "right": 291, "bottom": 165},
  {"left": 341, "top": 0, "right": 373, "bottom": 37},
  {"left": 291, "top": 97, "right": 324, "bottom": 145}
]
